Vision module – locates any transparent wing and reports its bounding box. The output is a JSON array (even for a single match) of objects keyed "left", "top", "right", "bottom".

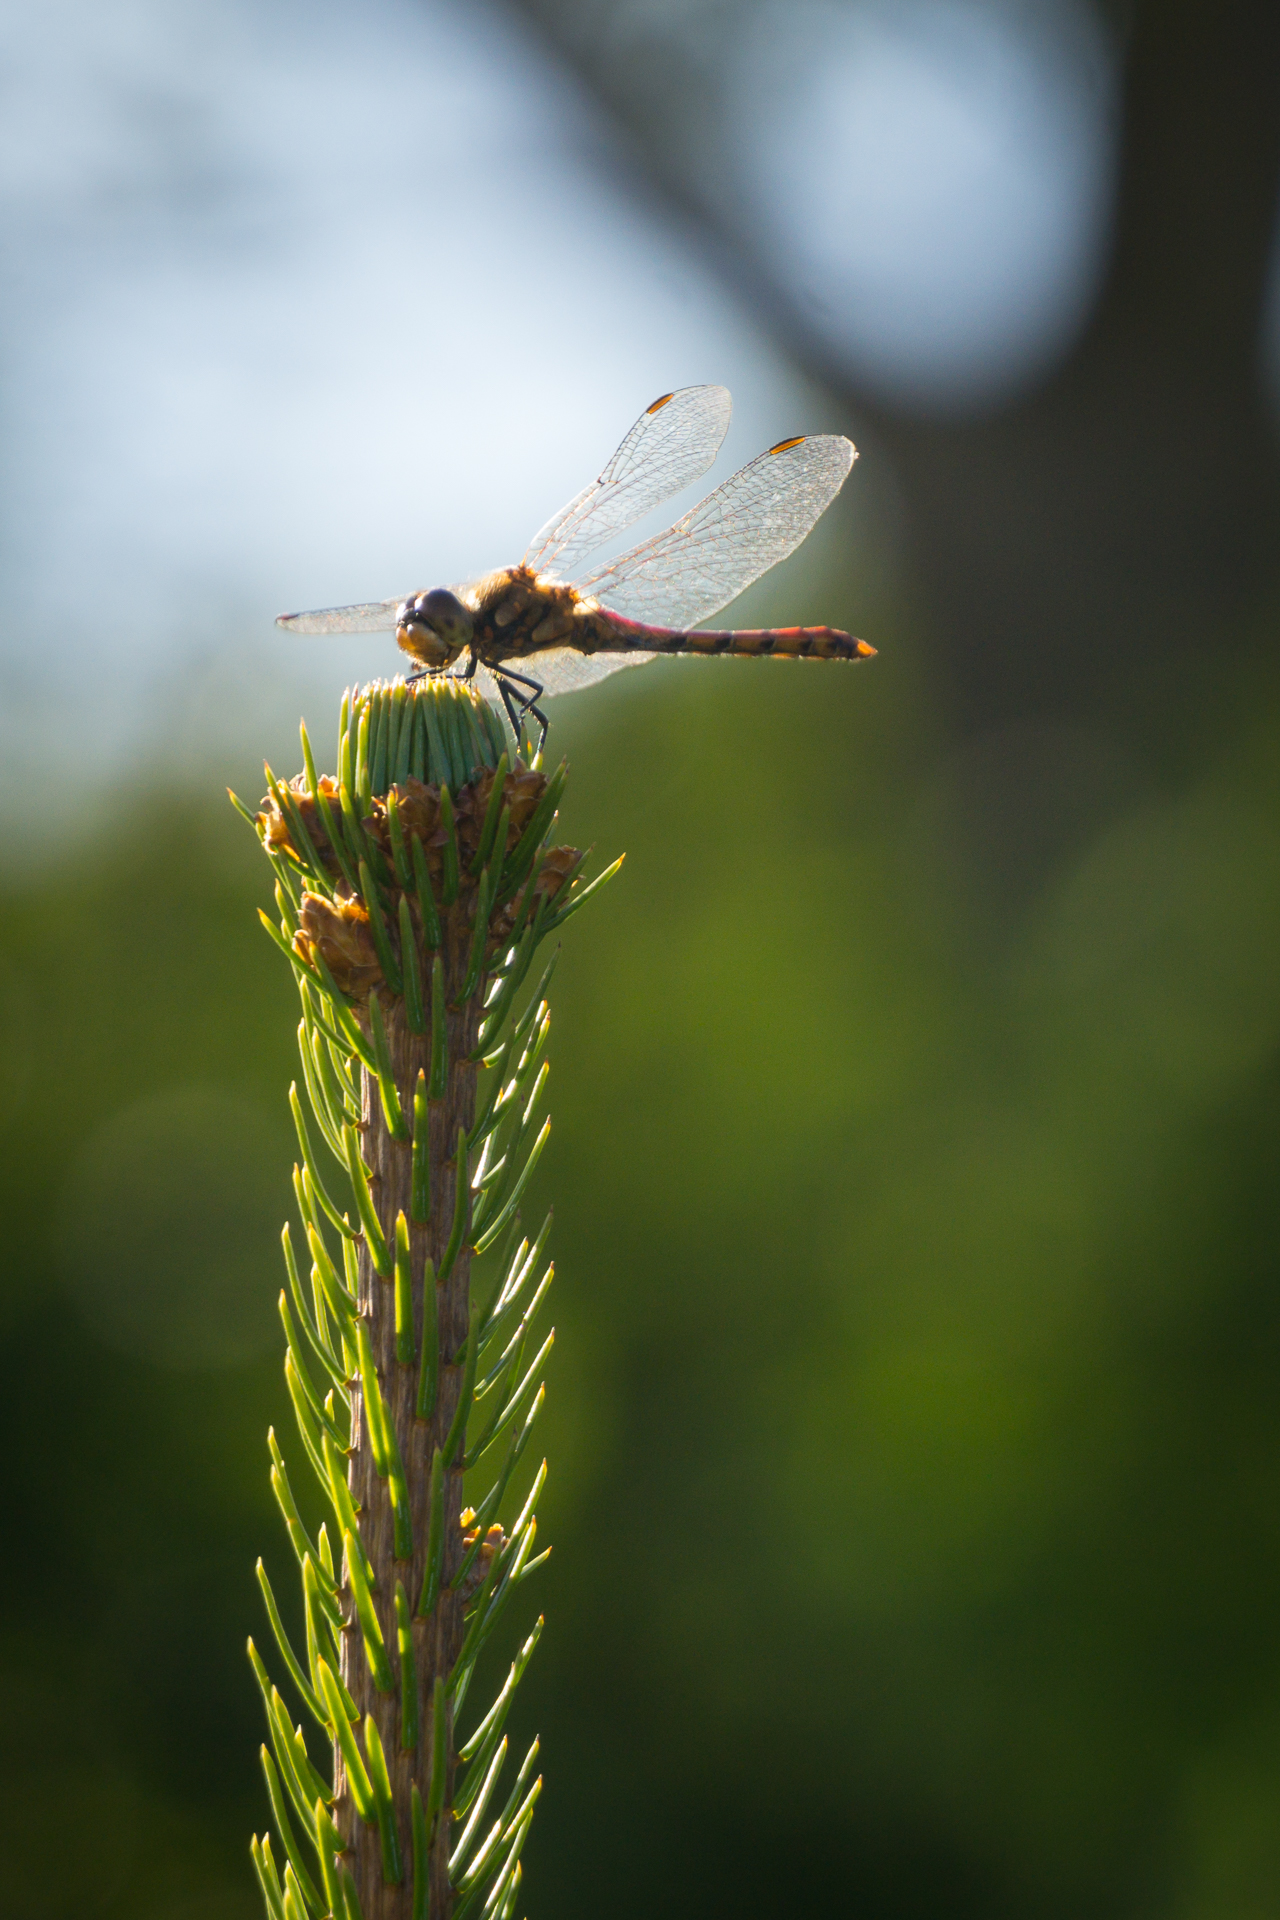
[
  {"left": 523, "top": 385, "right": 732, "bottom": 580},
  {"left": 521, "top": 646, "right": 659, "bottom": 698},
  {"left": 276, "top": 598, "right": 402, "bottom": 634},
  {"left": 576, "top": 434, "right": 856, "bottom": 628}
]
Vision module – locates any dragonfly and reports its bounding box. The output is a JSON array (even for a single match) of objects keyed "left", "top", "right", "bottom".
[{"left": 277, "top": 385, "right": 874, "bottom": 750}]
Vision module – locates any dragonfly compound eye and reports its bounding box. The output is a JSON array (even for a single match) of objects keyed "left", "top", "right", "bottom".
[
  {"left": 396, "top": 588, "right": 474, "bottom": 670},
  {"left": 420, "top": 589, "right": 473, "bottom": 642}
]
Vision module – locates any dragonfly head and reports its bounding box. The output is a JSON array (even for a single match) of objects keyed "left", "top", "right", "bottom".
[{"left": 396, "top": 588, "right": 474, "bottom": 670}]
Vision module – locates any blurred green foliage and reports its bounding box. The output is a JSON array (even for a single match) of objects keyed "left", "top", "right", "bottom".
[{"left": 3, "top": 598, "right": 1279, "bottom": 1919}]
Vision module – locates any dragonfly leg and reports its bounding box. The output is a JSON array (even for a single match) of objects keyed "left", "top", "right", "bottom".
[
  {"left": 494, "top": 665, "right": 542, "bottom": 698},
  {"left": 496, "top": 674, "right": 524, "bottom": 743},
  {"left": 494, "top": 668, "right": 549, "bottom": 759},
  {"left": 524, "top": 699, "right": 549, "bottom": 759},
  {"left": 404, "top": 664, "right": 459, "bottom": 685}
]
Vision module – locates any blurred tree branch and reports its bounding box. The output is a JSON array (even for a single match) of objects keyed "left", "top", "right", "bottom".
[{"left": 500, "top": 0, "right": 1280, "bottom": 740}]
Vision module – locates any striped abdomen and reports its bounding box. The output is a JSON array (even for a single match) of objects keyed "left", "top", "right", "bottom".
[{"left": 586, "top": 609, "right": 875, "bottom": 661}]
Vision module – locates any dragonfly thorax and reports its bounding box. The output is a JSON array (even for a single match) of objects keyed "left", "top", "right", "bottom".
[
  {"left": 395, "top": 588, "right": 474, "bottom": 670},
  {"left": 394, "top": 569, "right": 589, "bottom": 674}
]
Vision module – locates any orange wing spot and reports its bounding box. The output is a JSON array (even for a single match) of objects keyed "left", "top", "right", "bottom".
[
  {"left": 646, "top": 392, "right": 675, "bottom": 413},
  {"left": 768, "top": 435, "right": 806, "bottom": 454}
]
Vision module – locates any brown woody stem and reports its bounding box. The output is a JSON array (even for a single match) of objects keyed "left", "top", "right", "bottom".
[{"left": 338, "top": 926, "right": 481, "bottom": 1920}]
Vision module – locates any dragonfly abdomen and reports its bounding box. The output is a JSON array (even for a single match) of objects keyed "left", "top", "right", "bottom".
[
  {"left": 696, "top": 624, "right": 873, "bottom": 659},
  {"left": 594, "top": 612, "right": 875, "bottom": 661}
]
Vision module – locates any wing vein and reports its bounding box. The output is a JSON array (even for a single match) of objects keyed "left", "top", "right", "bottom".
[
  {"left": 577, "top": 434, "right": 855, "bottom": 629},
  {"left": 522, "top": 385, "right": 731, "bottom": 579}
]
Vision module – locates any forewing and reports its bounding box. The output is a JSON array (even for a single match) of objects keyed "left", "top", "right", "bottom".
[
  {"left": 276, "top": 598, "right": 403, "bottom": 634},
  {"left": 523, "top": 385, "right": 732, "bottom": 580},
  {"left": 522, "top": 646, "right": 659, "bottom": 698},
  {"left": 576, "top": 434, "right": 855, "bottom": 628}
]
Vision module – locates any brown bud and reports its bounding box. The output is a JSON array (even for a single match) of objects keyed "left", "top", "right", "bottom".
[
  {"left": 487, "top": 841, "right": 582, "bottom": 947},
  {"left": 456, "top": 1516, "right": 509, "bottom": 1605},
  {"left": 388, "top": 777, "right": 442, "bottom": 849},
  {"left": 260, "top": 775, "right": 345, "bottom": 878},
  {"left": 467, "top": 766, "right": 548, "bottom": 858},
  {"left": 536, "top": 845, "right": 582, "bottom": 899},
  {"left": 449, "top": 781, "right": 487, "bottom": 867},
  {"left": 359, "top": 808, "right": 391, "bottom": 861},
  {"left": 294, "top": 892, "right": 383, "bottom": 997},
  {"left": 504, "top": 767, "right": 546, "bottom": 840},
  {"left": 261, "top": 806, "right": 291, "bottom": 854}
]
